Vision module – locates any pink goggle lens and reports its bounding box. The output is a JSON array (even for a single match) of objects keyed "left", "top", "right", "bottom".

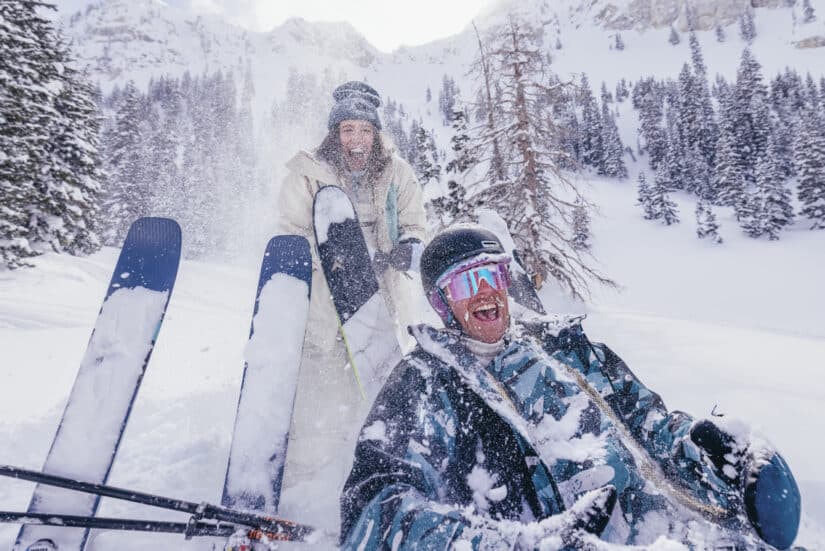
[{"left": 441, "top": 263, "right": 511, "bottom": 302}]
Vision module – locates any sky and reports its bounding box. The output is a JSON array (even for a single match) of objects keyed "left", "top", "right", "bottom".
[{"left": 185, "top": 0, "right": 499, "bottom": 52}]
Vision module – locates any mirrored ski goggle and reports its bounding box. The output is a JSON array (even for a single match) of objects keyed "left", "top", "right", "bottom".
[{"left": 438, "top": 261, "right": 511, "bottom": 302}]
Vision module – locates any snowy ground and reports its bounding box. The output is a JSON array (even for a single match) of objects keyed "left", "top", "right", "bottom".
[{"left": 1, "top": 172, "right": 824, "bottom": 549}]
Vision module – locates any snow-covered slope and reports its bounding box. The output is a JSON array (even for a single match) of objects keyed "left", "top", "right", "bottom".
[{"left": 1, "top": 170, "right": 824, "bottom": 549}]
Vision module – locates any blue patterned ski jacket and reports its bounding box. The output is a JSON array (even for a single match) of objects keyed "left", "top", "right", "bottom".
[{"left": 340, "top": 318, "right": 777, "bottom": 549}]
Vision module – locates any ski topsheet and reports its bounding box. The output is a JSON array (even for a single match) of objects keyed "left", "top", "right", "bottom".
[
  {"left": 222, "top": 235, "right": 311, "bottom": 514},
  {"left": 313, "top": 186, "right": 402, "bottom": 405},
  {"left": 16, "top": 217, "right": 181, "bottom": 551}
]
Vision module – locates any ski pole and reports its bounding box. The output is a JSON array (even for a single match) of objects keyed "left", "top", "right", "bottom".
[
  {"left": 0, "top": 511, "right": 236, "bottom": 537},
  {"left": 0, "top": 464, "right": 320, "bottom": 542}
]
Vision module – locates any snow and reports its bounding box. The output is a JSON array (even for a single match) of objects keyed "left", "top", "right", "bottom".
[
  {"left": 0, "top": 201, "right": 823, "bottom": 545},
  {"left": 314, "top": 187, "right": 356, "bottom": 245},
  {"left": 222, "top": 272, "right": 310, "bottom": 512},
  {"left": 2, "top": 0, "right": 824, "bottom": 547}
]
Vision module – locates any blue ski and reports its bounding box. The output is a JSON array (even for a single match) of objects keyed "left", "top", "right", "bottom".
[
  {"left": 16, "top": 217, "right": 181, "bottom": 551},
  {"left": 221, "top": 235, "right": 311, "bottom": 514}
]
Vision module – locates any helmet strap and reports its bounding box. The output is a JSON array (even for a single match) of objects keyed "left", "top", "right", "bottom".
[{"left": 437, "top": 287, "right": 459, "bottom": 329}]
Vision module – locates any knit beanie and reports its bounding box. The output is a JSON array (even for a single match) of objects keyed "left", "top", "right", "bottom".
[{"left": 327, "top": 81, "right": 382, "bottom": 130}]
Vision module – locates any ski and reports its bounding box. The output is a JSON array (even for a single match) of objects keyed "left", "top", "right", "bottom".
[
  {"left": 313, "top": 186, "right": 402, "bottom": 404},
  {"left": 221, "top": 235, "right": 312, "bottom": 514},
  {"left": 0, "top": 464, "right": 323, "bottom": 544},
  {"left": 16, "top": 217, "right": 182, "bottom": 551}
]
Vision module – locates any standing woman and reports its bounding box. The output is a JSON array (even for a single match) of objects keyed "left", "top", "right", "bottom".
[{"left": 274, "top": 81, "right": 426, "bottom": 535}]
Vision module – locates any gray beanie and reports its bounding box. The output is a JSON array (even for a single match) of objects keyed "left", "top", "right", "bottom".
[{"left": 328, "top": 81, "right": 382, "bottom": 130}]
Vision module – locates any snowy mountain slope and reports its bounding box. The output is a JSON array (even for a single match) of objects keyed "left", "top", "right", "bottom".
[{"left": 1, "top": 171, "right": 824, "bottom": 549}]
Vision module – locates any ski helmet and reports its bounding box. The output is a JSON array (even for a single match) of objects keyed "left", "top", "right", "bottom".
[{"left": 420, "top": 226, "right": 508, "bottom": 322}]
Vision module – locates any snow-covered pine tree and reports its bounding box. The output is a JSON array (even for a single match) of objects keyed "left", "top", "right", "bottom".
[
  {"left": 794, "top": 109, "right": 825, "bottom": 229},
  {"left": 651, "top": 163, "right": 680, "bottom": 225},
  {"left": 714, "top": 90, "right": 747, "bottom": 212},
  {"left": 688, "top": 33, "right": 718, "bottom": 170},
  {"left": 637, "top": 82, "right": 668, "bottom": 169},
  {"left": 445, "top": 108, "right": 475, "bottom": 175},
  {"left": 0, "top": 0, "right": 54, "bottom": 267},
  {"left": 739, "top": 7, "right": 756, "bottom": 43},
  {"left": 733, "top": 49, "right": 771, "bottom": 190},
  {"left": 668, "top": 26, "right": 681, "bottom": 45},
  {"left": 695, "top": 200, "right": 723, "bottom": 243},
  {"left": 636, "top": 172, "right": 656, "bottom": 219},
  {"left": 438, "top": 75, "right": 458, "bottom": 126},
  {"left": 467, "top": 14, "right": 613, "bottom": 298},
  {"left": 0, "top": 0, "right": 103, "bottom": 267},
  {"left": 571, "top": 199, "right": 591, "bottom": 250},
  {"left": 715, "top": 25, "right": 726, "bottom": 43},
  {"left": 428, "top": 180, "right": 469, "bottom": 229},
  {"left": 802, "top": 0, "right": 816, "bottom": 23},
  {"left": 101, "top": 81, "right": 145, "bottom": 245},
  {"left": 615, "top": 79, "right": 629, "bottom": 102},
  {"left": 749, "top": 136, "right": 794, "bottom": 239},
  {"left": 413, "top": 125, "right": 442, "bottom": 186},
  {"left": 601, "top": 100, "right": 627, "bottom": 178},
  {"left": 46, "top": 43, "right": 104, "bottom": 255},
  {"left": 580, "top": 75, "right": 605, "bottom": 172},
  {"left": 615, "top": 33, "right": 625, "bottom": 51}
]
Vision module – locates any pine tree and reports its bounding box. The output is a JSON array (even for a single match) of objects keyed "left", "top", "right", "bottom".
[
  {"left": 615, "top": 79, "right": 629, "bottom": 102},
  {"left": 428, "top": 180, "right": 469, "bottom": 229},
  {"left": 669, "top": 26, "right": 681, "bottom": 45},
  {"left": 0, "top": 0, "right": 53, "bottom": 266},
  {"left": 695, "top": 200, "right": 723, "bottom": 243},
  {"left": 413, "top": 125, "right": 442, "bottom": 186},
  {"left": 438, "top": 75, "right": 458, "bottom": 126},
  {"left": 794, "top": 110, "right": 825, "bottom": 229},
  {"left": 0, "top": 0, "right": 103, "bottom": 267},
  {"left": 445, "top": 108, "right": 475, "bottom": 174},
  {"left": 636, "top": 172, "right": 656, "bottom": 219},
  {"left": 102, "top": 81, "right": 144, "bottom": 245},
  {"left": 615, "top": 33, "right": 625, "bottom": 51},
  {"left": 571, "top": 199, "right": 591, "bottom": 250},
  {"left": 637, "top": 83, "right": 667, "bottom": 169},
  {"left": 733, "top": 49, "right": 771, "bottom": 189},
  {"left": 601, "top": 100, "right": 627, "bottom": 178},
  {"left": 749, "top": 138, "right": 794, "bottom": 239},
  {"left": 651, "top": 163, "right": 680, "bottom": 225},
  {"left": 580, "top": 75, "right": 604, "bottom": 172},
  {"left": 467, "top": 14, "right": 613, "bottom": 298},
  {"left": 739, "top": 7, "right": 756, "bottom": 44},
  {"left": 47, "top": 47, "right": 104, "bottom": 255},
  {"left": 802, "top": 0, "right": 816, "bottom": 23},
  {"left": 715, "top": 25, "right": 726, "bottom": 43}
]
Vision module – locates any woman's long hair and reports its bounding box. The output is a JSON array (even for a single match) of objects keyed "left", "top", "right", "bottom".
[{"left": 316, "top": 123, "right": 391, "bottom": 184}]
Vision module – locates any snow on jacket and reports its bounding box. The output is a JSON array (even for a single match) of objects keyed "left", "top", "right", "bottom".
[{"left": 340, "top": 318, "right": 771, "bottom": 549}]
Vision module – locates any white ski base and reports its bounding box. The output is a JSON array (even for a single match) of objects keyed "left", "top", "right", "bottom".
[
  {"left": 17, "top": 287, "right": 169, "bottom": 551},
  {"left": 223, "top": 273, "right": 309, "bottom": 513}
]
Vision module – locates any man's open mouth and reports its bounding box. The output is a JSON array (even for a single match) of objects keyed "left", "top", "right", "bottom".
[{"left": 472, "top": 302, "right": 500, "bottom": 322}]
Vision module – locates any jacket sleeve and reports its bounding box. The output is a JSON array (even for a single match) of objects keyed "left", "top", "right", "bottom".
[
  {"left": 340, "top": 360, "right": 514, "bottom": 551},
  {"left": 340, "top": 360, "right": 464, "bottom": 550},
  {"left": 393, "top": 159, "right": 427, "bottom": 243},
  {"left": 274, "top": 168, "right": 315, "bottom": 238},
  {"left": 554, "top": 324, "right": 740, "bottom": 508}
]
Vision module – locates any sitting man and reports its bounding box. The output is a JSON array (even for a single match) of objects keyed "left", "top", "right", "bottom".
[{"left": 340, "top": 226, "right": 801, "bottom": 549}]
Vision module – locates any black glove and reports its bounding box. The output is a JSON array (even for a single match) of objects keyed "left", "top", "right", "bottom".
[
  {"left": 689, "top": 420, "right": 742, "bottom": 485},
  {"left": 373, "top": 238, "right": 421, "bottom": 275}
]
